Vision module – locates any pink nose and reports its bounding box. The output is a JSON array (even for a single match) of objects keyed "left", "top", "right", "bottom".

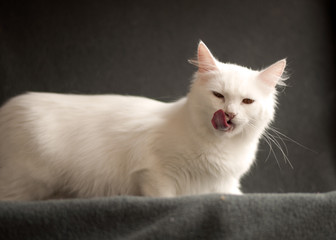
[{"left": 225, "top": 112, "right": 236, "bottom": 120}]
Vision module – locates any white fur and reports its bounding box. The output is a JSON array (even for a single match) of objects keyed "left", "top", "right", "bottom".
[{"left": 0, "top": 42, "right": 286, "bottom": 200}]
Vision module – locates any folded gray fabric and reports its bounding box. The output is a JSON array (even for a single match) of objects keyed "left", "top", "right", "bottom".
[{"left": 0, "top": 192, "right": 335, "bottom": 240}]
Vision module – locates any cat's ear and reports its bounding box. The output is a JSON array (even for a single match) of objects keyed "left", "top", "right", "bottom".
[
  {"left": 196, "top": 41, "right": 218, "bottom": 73},
  {"left": 258, "top": 59, "right": 287, "bottom": 89}
]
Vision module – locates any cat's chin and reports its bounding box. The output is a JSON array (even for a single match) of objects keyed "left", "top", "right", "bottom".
[
  {"left": 213, "top": 122, "right": 249, "bottom": 139},
  {"left": 213, "top": 125, "right": 239, "bottom": 138},
  {"left": 216, "top": 124, "right": 234, "bottom": 132}
]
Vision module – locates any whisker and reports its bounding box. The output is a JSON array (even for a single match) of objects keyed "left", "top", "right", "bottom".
[
  {"left": 269, "top": 129, "right": 289, "bottom": 156},
  {"left": 268, "top": 127, "right": 317, "bottom": 153},
  {"left": 261, "top": 133, "right": 275, "bottom": 163},
  {"left": 265, "top": 130, "right": 293, "bottom": 169},
  {"left": 247, "top": 122, "right": 282, "bottom": 169},
  {"left": 247, "top": 121, "right": 294, "bottom": 169}
]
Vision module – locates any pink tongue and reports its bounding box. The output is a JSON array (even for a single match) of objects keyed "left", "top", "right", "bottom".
[{"left": 211, "top": 110, "right": 230, "bottom": 131}]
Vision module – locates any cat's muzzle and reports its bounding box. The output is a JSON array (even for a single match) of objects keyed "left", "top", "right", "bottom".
[{"left": 211, "top": 109, "right": 234, "bottom": 132}]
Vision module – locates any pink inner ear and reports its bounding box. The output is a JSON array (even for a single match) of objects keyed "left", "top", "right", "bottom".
[
  {"left": 197, "top": 41, "right": 218, "bottom": 73},
  {"left": 258, "top": 59, "right": 286, "bottom": 88}
]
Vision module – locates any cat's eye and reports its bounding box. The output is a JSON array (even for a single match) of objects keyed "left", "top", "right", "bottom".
[
  {"left": 242, "top": 98, "right": 255, "bottom": 104},
  {"left": 212, "top": 91, "right": 224, "bottom": 99}
]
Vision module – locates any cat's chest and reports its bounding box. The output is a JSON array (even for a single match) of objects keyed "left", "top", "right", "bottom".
[
  {"left": 197, "top": 147, "right": 247, "bottom": 174},
  {"left": 154, "top": 127, "right": 258, "bottom": 183},
  {"left": 171, "top": 142, "right": 254, "bottom": 178},
  {"left": 161, "top": 147, "right": 248, "bottom": 195}
]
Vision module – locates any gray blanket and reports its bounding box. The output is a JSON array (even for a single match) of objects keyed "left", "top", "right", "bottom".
[{"left": 0, "top": 192, "right": 335, "bottom": 240}]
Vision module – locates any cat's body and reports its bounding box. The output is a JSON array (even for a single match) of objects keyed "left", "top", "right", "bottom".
[{"left": 0, "top": 42, "right": 286, "bottom": 200}]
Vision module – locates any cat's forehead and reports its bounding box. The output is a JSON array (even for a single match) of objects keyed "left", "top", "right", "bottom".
[
  {"left": 211, "top": 63, "right": 259, "bottom": 94},
  {"left": 220, "top": 63, "right": 258, "bottom": 80}
]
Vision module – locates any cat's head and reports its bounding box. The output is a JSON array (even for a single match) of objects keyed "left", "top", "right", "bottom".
[{"left": 187, "top": 41, "right": 287, "bottom": 139}]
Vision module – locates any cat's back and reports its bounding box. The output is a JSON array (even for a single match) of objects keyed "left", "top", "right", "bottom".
[
  {"left": 1, "top": 92, "right": 165, "bottom": 112},
  {"left": 0, "top": 92, "right": 168, "bottom": 122},
  {"left": 0, "top": 92, "right": 170, "bottom": 152}
]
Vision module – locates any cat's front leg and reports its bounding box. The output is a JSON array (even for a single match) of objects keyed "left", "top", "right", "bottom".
[
  {"left": 214, "top": 178, "right": 243, "bottom": 195},
  {"left": 141, "top": 183, "right": 177, "bottom": 198},
  {"left": 136, "top": 170, "right": 177, "bottom": 197},
  {"left": 229, "top": 187, "right": 243, "bottom": 195}
]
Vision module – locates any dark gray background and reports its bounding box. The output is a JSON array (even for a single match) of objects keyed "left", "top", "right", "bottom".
[{"left": 0, "top": 0, "right": 335, "bottom": 193}]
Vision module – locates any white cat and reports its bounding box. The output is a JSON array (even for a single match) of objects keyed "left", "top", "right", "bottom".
[{"left": 0, "top": 41, "right": 286, "bottom": 200}]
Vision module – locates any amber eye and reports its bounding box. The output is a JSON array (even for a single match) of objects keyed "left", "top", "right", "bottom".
[
  {"left": 242, "top": 98, "right": 255, "bottom": 104},
  {"left": 212, "top": 91, "right": 224, "bottom": 99}
]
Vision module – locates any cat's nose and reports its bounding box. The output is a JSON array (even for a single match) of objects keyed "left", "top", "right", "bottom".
[{"left": 225, "top": 112, "right": 236, "bottom": 120}]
